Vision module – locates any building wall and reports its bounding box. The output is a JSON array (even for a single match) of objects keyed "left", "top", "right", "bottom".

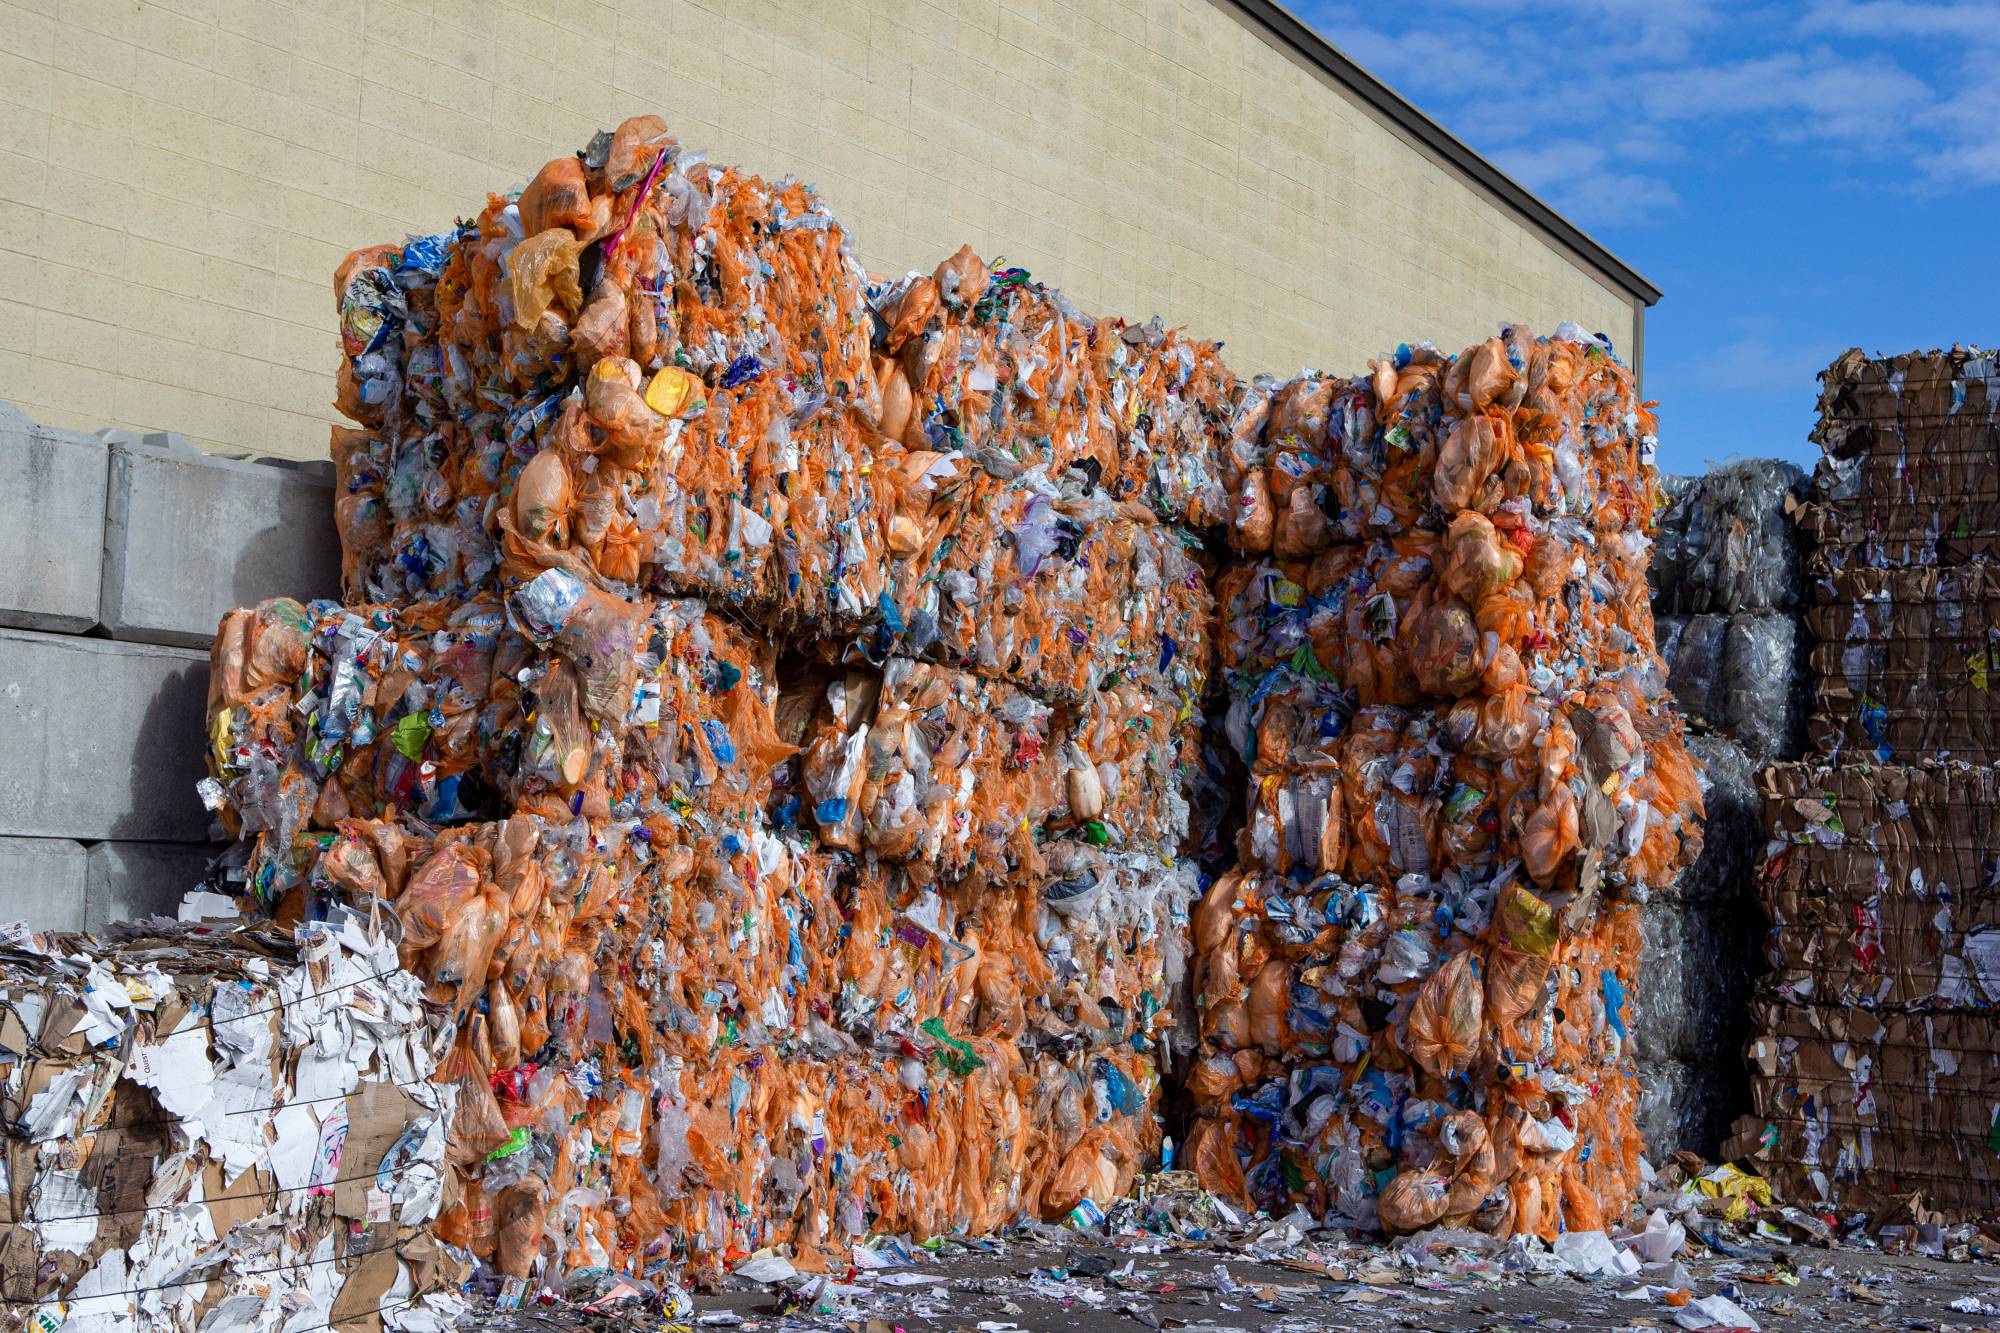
[{"left": 0, "top": 0, "right": 1643, "bottom": 459}]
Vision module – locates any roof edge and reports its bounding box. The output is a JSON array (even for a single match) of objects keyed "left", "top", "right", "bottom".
[{"left": 1220, "top": 0, "right": 1663, "bottom": 308}]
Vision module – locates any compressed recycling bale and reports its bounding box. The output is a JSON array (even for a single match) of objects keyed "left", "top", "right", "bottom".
[
  {"left": 1666, "top": 733, "right": 1761, "bottom": 906},
  {"left": 862, "top": 464, "right": 1214, "bottom": 704},
  {"left": 1760, "top": 762, "right": 2000, "bottom": 1008},
  {"left": 1655, "top": 611, "right": 1803, "bottom": 761},
  {"left": 1634, "top": 898, "right": 1756, "bottom": 1066},
  {"left": 780, "top": 657, "right": 1193, "bottom": 873},
  {"left": 0, "top": 915, "right": 464, "bottom": 1330},
  {"left": 1731, "top": 998, "right": 2000, "bottom": 1221},
  {"left": 869, "top": 256, "right": 1238, "bottom": 526},
  {"left": 1649, "top": 459, "right": 1802, "bottom": 615},
  {"left": 1185, "top": 332, "right": 1699, "bottom": 1241},
  {"left": 1186, "top": 876, "right": 1649, "bottom": 1237},
  {"left": 1797, "top": 346, "right": 2000, "bottom": 573},
  {"left": 1804, "top": 563, "right": 2000, "bottom": 763},
  {"left": 1636, "top": 1057, "right": 1745, "bottom": 1161},
  {"left": 259, "top": 810, "right": 1191, "bottom": 1263},
  {"left": 1221, "top": 327, "right": 1662, "bottom": 555},
  {"left": 1743, "top": 761, "right": 2000, "bottom": 1222},
  {"left": 204, "top": 588, "right": 791, "bottom": 909}
]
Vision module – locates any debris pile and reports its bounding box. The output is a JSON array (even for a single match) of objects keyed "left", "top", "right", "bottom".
[
  {"left": 0, "top": 914, "right": 465, "bottom": 1332},
  {"left": 202, "top": 114, "right": 1236, "bottom": 1303},
  {"left": 1732, "top": 347, "right": 2000, "bottom": 1222},
  {"left": 1184, "top": 333, "right": 1703, "bottom": 1237}
]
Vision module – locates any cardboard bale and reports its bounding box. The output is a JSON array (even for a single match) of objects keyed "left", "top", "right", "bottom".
[
  {"left": 1730, "top": 999, "right": 2000, "bottom": 1220},
  {"left": 0, "top": 916, "right": 463, "bottom": 1331},
  {"left": 1759, "top": 762, "right": 2000, "bottom": 1009},
  {"left": 1797, "top": 346, "right": 2000, "bottom": 575},
  {"left": 1804, "top": 564, "right": 2000, "bottom": 763}
]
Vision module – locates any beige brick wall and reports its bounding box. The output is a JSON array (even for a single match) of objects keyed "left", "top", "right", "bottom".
[{"left": 0, "top": 0, "right": 1641, "bottom": 459}]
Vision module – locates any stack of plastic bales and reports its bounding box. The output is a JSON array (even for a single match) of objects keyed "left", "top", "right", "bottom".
[
  {"left": 1184, "top": 329, "right": 1704, "bottom": 1238},
  {"left": 1651, "top": 461, "right": 1805, "bottom": 762},
  {"left": 205, "top": 114, "right": 1234, "bottom": 1296},
  {"left": 1640, "top": 460, "right": 1806, "bottom": 1156},
  {"left": 1731, "top": 348, "right": 2000, "bottom": 1221},
  {"left": 0, "top": 913, "right": 464, "bottom": 1333}
]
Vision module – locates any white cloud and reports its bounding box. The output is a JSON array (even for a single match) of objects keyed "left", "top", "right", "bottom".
[
  {"left": 1687, "top": 321, "right": 1848, "bottom": 394},
  {"left": 1301, "top": 0, "right": 2000, "bottom": 221},
  {"left": 1490, "top": 142, "right": 1681, "bottom": 226}
]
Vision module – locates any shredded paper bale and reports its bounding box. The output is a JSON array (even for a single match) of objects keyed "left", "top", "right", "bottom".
[{"left": 0, "top": 916, "right": 465, "bottom": 1331}]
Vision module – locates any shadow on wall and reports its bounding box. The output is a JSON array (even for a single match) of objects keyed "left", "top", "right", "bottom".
[{"left": 107, "top": 654, "right": 212, "bottom": 843}]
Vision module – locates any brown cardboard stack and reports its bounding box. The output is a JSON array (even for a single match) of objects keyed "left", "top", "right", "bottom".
[
  {"left": 1795, "top": 347, "right": 2000, "bottom": 763},
  {"left": 1739, "top": 764, "right": 2000, "bottom": 1218},
  {"left": 0, "top": 914, "right": 465, "bottom": 1332},
  {"left": 1731, "top": 348, "right": 2000, "bottom": 1221}
]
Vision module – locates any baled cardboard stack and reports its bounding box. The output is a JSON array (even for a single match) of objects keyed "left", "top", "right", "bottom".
[
  {"left": 0, "top": 915, "right": 463, "bottom": 1333},
  {"left": 1733, "top": 348, "right": 2000, "bottom": 1221}
]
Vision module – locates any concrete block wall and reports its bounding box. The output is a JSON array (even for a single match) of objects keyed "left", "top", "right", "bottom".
[{"left": 0, "top": 401, "right": 340, "bottom": 929}]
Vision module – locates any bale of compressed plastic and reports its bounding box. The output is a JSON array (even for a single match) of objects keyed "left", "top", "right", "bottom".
[
  {"left": 1185, "top": 331, "right": 1702, "bottom": 1240},
  {"left": 1634, "top": 898, "right": 1756, "bottom": 1067},
  {"left": 1655, "top": 611, "right": 1803, "bottom": 762},
  {"left": 1637, "top": 1056, "right": 1745, "bottom": 1161},
  {"left": 1667, "top": 733, "right": 1761, "bottom": 905},
  {"left": 1649, "top": 459, "right": 1803, "bottom": 615}
]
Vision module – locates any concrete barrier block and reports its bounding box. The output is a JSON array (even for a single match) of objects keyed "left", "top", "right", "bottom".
[
  {"left": 85, "top": 841, "right": 221, "bottom": 930},
  {"left": 0, "top": 403, "right": 108, "bottom": 633},
  {"left": 0, "top": 629, "right": 212, "bottom": 841},
  {"left": 101, "top": 441, "right": 341, "bottom": 649},
  {"left": 0, "top": 837, "right": 88, "bottom": 931}
]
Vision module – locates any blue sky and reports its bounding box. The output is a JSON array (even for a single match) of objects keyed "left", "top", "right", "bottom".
[{"left": 1301, "top": 0, "right": 2000, "bottom": 473}]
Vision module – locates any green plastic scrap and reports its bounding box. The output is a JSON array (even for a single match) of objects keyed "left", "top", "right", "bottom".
[
  {"left": 920, "top": 1017, "right": 986, "bottom": 1076},
  {"left": 486, "top": 1126, "right": 532, "bottom": 1162},
  {"left": 390, "top": 712, "right": 432, "bottom": 761}
]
